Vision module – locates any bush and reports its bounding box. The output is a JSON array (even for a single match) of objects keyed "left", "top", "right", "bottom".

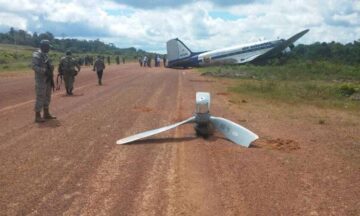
[
  {"left": 338, "top": 84, "right": 357, "bottom": 96},
  {"left": 0, "top": 59, "right": 8, "bottom": 64}
]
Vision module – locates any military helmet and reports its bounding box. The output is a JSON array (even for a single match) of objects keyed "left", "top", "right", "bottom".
[
  {"left": 40, "top": 39, "right": 51, "bottom": 46},
  {"left": 66, "top": 50, "right": 72, "bottom": 56},
  {"left": 39, "top": 39, "right": 51, "bottom": 53}
]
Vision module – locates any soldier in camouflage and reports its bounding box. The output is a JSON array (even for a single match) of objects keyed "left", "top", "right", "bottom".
[
  {"left": 32, "top": 40, "right": 56, "bottom": 123},
  {"left": 107, "top": 56, "right": 111, "bottom": 65},
  {"left": 58, "top": 50, "right": 81, "bottom": 95},
  {"left": 93, "top": 56, "right": 106, "bottom": 85}
]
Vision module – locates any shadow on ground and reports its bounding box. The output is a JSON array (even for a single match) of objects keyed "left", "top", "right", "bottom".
[
  {"left": 37, "top": 119, "right": 61, "bottom": 128},
  {"left": 126, "top": 136, "right": 198, "bottom": 145}
]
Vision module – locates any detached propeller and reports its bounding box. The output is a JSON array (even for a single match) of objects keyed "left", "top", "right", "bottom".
[{"left": 116, "top": 92, "right": 258, "bottom": 147}]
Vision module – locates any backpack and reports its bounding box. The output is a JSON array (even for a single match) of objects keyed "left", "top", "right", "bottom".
[{"left": 60, "top": 56, "right": 76, "bottom": 74}]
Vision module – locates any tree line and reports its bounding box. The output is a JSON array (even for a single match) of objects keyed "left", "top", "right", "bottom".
[
  {"left": 0, "top": 27, "right": 359, "bottom": 65},
  {"left": 289, "top": 40, "right": 360, "bottom": 65},
  {"left": 0, "top": 27, "right": 148, "bottom": 57}
]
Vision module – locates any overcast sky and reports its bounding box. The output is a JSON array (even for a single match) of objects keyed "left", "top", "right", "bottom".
[{"left": 0, "top": 0, "right": 359, "bottom": 53}]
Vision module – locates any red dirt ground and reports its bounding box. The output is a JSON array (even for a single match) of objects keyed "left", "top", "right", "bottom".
[{"left": 0, "top": 63, "right": 359, "bottom": 216}]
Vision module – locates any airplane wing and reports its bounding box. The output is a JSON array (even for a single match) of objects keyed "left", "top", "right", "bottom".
[
  {"left": 254, "top": 29, "right": 309, "bottom": 60},
  {"left": 238, "top": 53, "right": 264, "bottom": 64}
]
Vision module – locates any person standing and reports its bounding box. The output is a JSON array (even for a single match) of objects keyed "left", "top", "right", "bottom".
[
  {"left": 93, "top": 56, "right": 106, "bottom": 85},
  {"left": 107, "top": 56, "right": 111, "bottom": 65},
  {"left": 116, "top": 55, "right": 120, "bottom": 64},
  {"left": 147, "top": 56, "right": 152, "bottom": 67},
  {"left": 58, "top": 50, "right": 81, "bottom": 95},
  {"left": 163, "top": 55, "right": 167, "bottom": 67},
  {"left": 138, "top": 56, "right": 143, "bottom": 67},
  {"left": 155, "top": 55, "right": 161, "bottom": 67},
  {"left": 143, "top": 56, "right": 148, "bottom": 67},
  {"left": 32, "top": 39, "right": 56, "bottom": 123},
  {"left": 89, "top": 56, "right": 94, "bottom": 65}
]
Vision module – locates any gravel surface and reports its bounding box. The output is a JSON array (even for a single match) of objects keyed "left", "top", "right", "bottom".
[{"left": 0, "top": 63, "right": 359, "bottom": 215}]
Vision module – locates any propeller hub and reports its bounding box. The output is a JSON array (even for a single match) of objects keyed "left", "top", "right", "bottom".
[
  {"left": 195, "top": 92, "right": 213, "bottom": 137},
  {"left": 196, "top": 92, "right": 210, "bottom": 114}
]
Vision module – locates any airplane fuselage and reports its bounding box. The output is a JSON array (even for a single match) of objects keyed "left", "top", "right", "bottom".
[
  {"left": 168, "top": 39, "right": 283, "bottom": 68},
  {"left": 166, "top": 29, "right": 309, "bottom": 68},
  {"left": 197, "top": 40, "right": 283, "bottom": 66}
]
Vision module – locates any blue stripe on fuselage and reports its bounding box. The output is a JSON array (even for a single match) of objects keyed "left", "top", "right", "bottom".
[
  {"left": 168, "top": 52, "right": 203, "bottom": 68},
  {"left": 209, "top": 42, "right": 277, "bottom": 61}
]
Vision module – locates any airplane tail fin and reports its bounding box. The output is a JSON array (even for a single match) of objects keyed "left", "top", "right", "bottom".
[{"left": 166, "top": 38, "right": 193, "bottom": 62}]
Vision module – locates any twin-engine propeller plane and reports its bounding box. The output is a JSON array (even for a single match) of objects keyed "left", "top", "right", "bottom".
[
  {"left": 166, "top": 29, "right": 309, "bottom": 68},
  {"left": 116, "top": 92, "right": 258, "bottom": 147}
]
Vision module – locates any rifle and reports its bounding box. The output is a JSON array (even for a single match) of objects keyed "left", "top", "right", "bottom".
[
  {"left": 56, "top": 74, "right": 63, "bottom": 91},
  {"left": 44, "top": 56, "right": 55, "bottom": 92}
]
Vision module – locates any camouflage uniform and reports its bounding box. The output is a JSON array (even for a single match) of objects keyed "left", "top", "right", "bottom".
[
  {"left": 147, "top": 56, "right": 152, "bottom": 67},
  {"left": 139, "top": 56, "right": 142, "bottom": 66},
  {"left": 32, "top": 40, "right": 56, "bottom": 122},
  {"left": 58, "top": 51, "right": 80, "bottom": 95},
  {"left": 93, "top": 57, "right": 105, "bottom": 85},
  {"left": 163, "top": 56, "right": 167, "bottom": 67}
]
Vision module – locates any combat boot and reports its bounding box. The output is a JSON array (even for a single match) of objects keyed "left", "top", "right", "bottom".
[
  {"left": 35, "top": 112, "right": 45, "bottom": 123},
  {"left": 43, "top": 108, "right": 56, "bottom": 119}
]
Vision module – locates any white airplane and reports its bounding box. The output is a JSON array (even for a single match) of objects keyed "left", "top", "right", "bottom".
[{"left": 166, "top": 29, "right": 309, "bottom": 68}]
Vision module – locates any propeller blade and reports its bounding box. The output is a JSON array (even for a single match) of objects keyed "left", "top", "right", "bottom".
[
  {"left": 116, "top": 116, "right": 195, "bottom": 144},
  {"left": 210, "top": 116, "right": 258, "bottom": 147}
]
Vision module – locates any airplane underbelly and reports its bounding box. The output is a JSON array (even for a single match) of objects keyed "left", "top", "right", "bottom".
[
  {"left": 198, "top": 48, "right": 272, "bottom": 65},
  {"left": 225, "top": 48, "right": 272, "bottom": 64}
]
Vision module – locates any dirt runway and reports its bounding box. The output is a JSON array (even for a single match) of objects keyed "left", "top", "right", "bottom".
[{"left": 0, "top": 64, "right": 359, "bottom": 215}]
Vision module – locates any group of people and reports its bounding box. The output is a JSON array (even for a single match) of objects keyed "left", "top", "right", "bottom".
[
  {"left": 31, "top": 40, "right": 169, "bottom": 123},
  {"left": 32, "top": 40, "right": 107, "bottom": 123},
  {"left": 114, "top": 56, "right": 125, "bottom": 65},
  {"left": 78, "top": 55, "right": 94, "bottom": 66},
  {"left": 139, "top": 55, "right": 166, "bottom": 67},
  {"left": 77, "top": 55, "right": 124, "bottom": 66},
  {"left": 139, "top": 56, "right": 150, "bottom": 67}
]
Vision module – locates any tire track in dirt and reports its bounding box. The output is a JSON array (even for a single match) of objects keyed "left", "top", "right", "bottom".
[
  {"left": 76, "top": 73, "right": 171, "bottom": 215},
  {"left": 62, "top": 69, "right": 182, "bottom": 215},
  {"left": 130, "top": 69, "right": 189, "bottom": 216},
  {"left": 109, "top": 70, "right": 190, "bottom": 216},
  {"left": 163, "top": 70, "right": 186, "bottom": 216},
  {"left": 168, "top": 72, "right": 228, "bottom": 216}
]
